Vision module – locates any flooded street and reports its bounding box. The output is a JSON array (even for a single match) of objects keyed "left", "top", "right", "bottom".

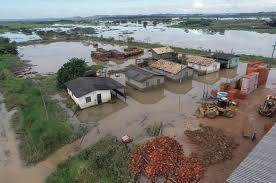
[{"left": 4, "top": 40, "right": 276, "bottom": 182}]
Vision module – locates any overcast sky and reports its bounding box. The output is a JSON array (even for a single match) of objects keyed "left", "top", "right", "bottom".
[{"left": 1, "top": 0, "right": 276, "bottom": 19}]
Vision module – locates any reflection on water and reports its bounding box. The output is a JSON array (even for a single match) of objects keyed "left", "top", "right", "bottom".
[
  {"left": 19, "top": 41, "right": 150, "bottom": 73},
  {"left": 98, "top": 24, "right": 276, "bottom": 57},
  {"left": 193, "top": 71, "right": 220, "bottom": 85},
  {"left": 219, "top": 67, "right": 238, "bottom": 79},
  {"left": 126, "top": 86, "right": 165, "bottom": 104},
  {"left": 0, "top": 32, "right": 41, "bottom": 42},
  {"left": 164, "top": 79, "right": 193, "bottom": 95},
  {"left": 77, "top": 97, "right": 128, "bottom": 123}
]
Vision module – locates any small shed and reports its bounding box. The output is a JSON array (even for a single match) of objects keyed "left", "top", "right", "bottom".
[
  {"left": 151, "top": 47, "right": 177, "bottom": 60},
  {"left": 125, "top": 67, "right": 165, "bottom": 90},
  {"left": 65, "top": 77, "right": 126, "bottom": 109},
  {"left": 149, "top": 59, "right": 193, "bottom": 81},
  {"left": 187, "top": 55, "right": 220, "bottom": 75},
  {"left": 211, "top": 53, "right": 240, "bottom": 69}
]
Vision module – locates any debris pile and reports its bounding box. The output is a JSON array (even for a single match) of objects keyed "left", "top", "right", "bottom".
[
  {"left": 91, "top": 47, "right": 144, "bottom": 61},
  {"left": 185, "top": 126, "right": 238, "bottom": 166},
  {"left": 130, "top": 136, "right": 205, "bottom": 183}
]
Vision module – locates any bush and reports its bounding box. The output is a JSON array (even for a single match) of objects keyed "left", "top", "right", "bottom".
[
  {"left": 0, "top": 38, "right": 18, "bottom": 55},
  {"left": 57, "top": 58, "right": 87, "bottom": 88},
  {"left": 47, "top": 136, "right": 134, "bottom": 183}
]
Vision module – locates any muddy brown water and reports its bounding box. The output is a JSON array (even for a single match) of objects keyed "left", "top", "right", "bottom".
[{"left": 3, "top": 41, "right": 276, "bottom": 182}]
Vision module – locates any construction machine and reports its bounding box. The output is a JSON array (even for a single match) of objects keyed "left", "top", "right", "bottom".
[
  {"left": 258, "top": 95, "right": 276, "bottom": 117},
  {"left": 196, "top": 98, "right": 237, "bottom": 119}
]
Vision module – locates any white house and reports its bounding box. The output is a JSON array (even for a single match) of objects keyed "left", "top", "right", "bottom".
[
  {"left": 186, "top": 55, "right": 220, "bottom": 75},
  {"left": 65, "top": 77, "right": 126, "bottom": 109}
]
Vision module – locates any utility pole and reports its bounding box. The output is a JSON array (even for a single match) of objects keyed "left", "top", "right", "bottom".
[{"left": 272, "top": 41, "right": 276, "bottom": 61}]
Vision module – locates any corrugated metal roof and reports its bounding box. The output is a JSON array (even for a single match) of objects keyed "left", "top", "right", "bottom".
[
  {"left": 125, "top": 67, "right": 164, "bottom": 82},
  {"left": 227, "top": 125, "right": 276, "bottom": 183}
]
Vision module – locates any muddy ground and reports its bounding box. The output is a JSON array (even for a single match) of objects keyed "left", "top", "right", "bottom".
[{"left": 0, "top": 87, "right": 275, "bottom": 183}]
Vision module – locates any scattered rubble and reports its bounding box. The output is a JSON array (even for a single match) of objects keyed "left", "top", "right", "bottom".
[
  {"left": 130, "top": 136, "right": 205, "bottom": 183},
  {"left": 185, "top": 125, "right": 238, "bottom": 166}
]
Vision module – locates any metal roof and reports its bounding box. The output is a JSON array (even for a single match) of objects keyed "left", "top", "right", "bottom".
[
  {"left": 125, "top": 67, "right": 164, "bottom": 82},
  {"left": 227, "top": 125, "right": 276, "bottom": 183},
  {"left": 65, "top": 77, "right": 125, "bottom": 98},
  {"left": 212, "top": 52, "right": 239, "bottom": 61}
]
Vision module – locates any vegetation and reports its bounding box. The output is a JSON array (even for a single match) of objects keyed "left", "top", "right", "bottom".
[
  {"left": 146, "top": 123, "right": 162, "bottom": 137},
  {"left": 0, "top": 37, "right": 18, "bottom": 55},
  {"left": 57, "top": 58, "right": 87, "bottom": 88},
  {"left": 0, "top": 39, "right": 81, "bottom": 164},
  {"left": 172, "top": 19, "right": 276, "bottom": 34},
  {"left": 47, "top": 136, "right": 134, "bottom": 183}
]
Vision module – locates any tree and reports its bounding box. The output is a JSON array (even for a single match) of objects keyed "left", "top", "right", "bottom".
[
  {"left": 143, "top": 21, "right": 148, "bottom": 28},
  {"left": 57, "top": 58, "right": 87, "bottom": 88},
  {"left": 0, "top": 38, "right": 18, "bottom": 55},
  {"left": 153, "top": 21, "right": 158, "bottom": 26}
]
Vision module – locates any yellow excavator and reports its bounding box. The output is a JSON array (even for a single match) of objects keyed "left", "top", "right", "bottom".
[
  {"left": 258, "top": 95, "right": 276, "bottom": 117},
  {"left": 196, "top": 98, "right": 237, "bottom": 119}
]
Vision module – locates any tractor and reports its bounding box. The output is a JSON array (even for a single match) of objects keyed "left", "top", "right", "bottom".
[
  {"left": 258, "top": 95, "right": 276, "bottom": 117},
  {"left": 196, "top": 97, "right": 237, "bottom": 119}
]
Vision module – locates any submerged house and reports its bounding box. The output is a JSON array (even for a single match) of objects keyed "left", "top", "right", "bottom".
[
  {"left": 211, "top": 52, "right": 240, "bottom": 69},
  {"left": 187, "top": 55, "right": 220, "bottom": 75},
  {"left": 65, "top": 77, "right": 126, "bottom": 109},
  {"left": 151, "top": 47, "right": 177, "bottom": 60},
  {"left": 125, "top": 67, "right": 165, "bottom": 90},
  {"left": 149, "top": 59, "right": 193, "bottom": 81}
]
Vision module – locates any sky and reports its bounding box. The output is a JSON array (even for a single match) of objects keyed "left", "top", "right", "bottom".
[{"left": 1, "top": 0, "right": 276, "bottom": 19}]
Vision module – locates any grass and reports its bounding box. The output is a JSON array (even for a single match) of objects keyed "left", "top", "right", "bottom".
[
  {"left": 1, "top": 77, "right": 81, "bottom": 164},
  {"left": 47, "top": 136, "right": 134, "bottom": 183},
  {"left": 171, "top": 19, "right": 276, "bottom": 34},
  {"left": 146, "top": 123, "right": 162, "bottom": 137},
  {"left": 0, "top": 49, "right": 81, "bottom": 164},
  {"left": 0, "top": 22, "right": 51, "bottom": 33}
]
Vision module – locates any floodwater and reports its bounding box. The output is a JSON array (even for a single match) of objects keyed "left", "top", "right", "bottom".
[
  {"left": 0, "top": 32, "right": 41, "bottom": 42},
  {"left": 96, "top": 24, "right": 276, "bottom": 57},
  {"left": 51, "top": 23, "right": 276, "bottom": 56},
  {"left": 19, "top": 41, "right": 151, "bottom": 73}
]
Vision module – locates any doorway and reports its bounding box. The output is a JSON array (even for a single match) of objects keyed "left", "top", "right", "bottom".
[{"left": 97, "top": 94, "right": 102, "bottom": 104}]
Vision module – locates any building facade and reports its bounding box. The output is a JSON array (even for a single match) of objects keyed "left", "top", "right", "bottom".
[
  {"left": 212, "top": 53, "right": 240, "bottom": 69},
  {"left": 149, "top": 59, "right": 193, "bottom": 81},
  {"left": 65, "top": 77, "right": 125, "bottom": 109},
  {"left": 151, "top": 47, "right": 177, "bottom": 60},
  {"left": 125, "top": 67, "right": 165, "bottom": 90},
  {"left": 187, "top": 55, "right": 220, "bottom": 75}
]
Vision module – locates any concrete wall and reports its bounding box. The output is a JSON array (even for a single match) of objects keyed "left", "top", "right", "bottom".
[
  {"left": 228, "top": 57, "right": 239, "bottom": 68},
  {"left": 152, "top": 52, "right": 176, "bottom": 60},
  {"left": 150, "top": 67, "right": 193, "bottom": 81},
  {"left": 67, "top": 89, "right": 111, "bottom": 109},
  {"left": 126, "top": 76, "right": 164, "bottom": 90},
  {"left": 188, "top": 62, "right": 220, "bottom": 75}
]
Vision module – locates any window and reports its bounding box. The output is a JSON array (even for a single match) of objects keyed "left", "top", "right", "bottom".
[
  {"left": 157, "top": 79, "right": 160, "bottom": 85},
  {"left": 146, "top": 82, "right": 150, "bottom": 87},
  {"left": 85, "top": 96, "right": 91, "bottom": 103},
  {"left": 213, "top": 64, "right": 217, "bottom": 70}
]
